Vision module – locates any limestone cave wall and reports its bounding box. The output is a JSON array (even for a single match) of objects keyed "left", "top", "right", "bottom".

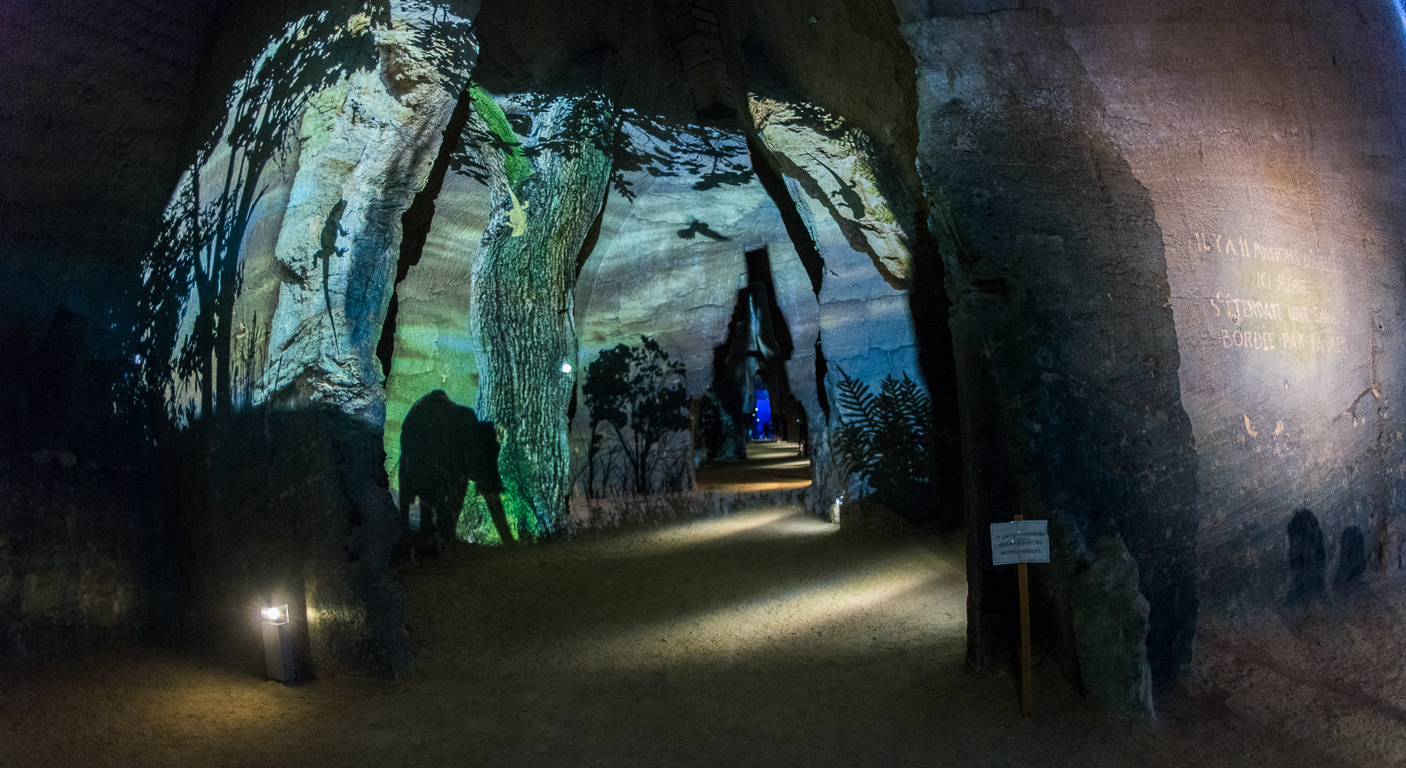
[
  {"left": 6, "top": 0, "right": 1406, "bottom": 714},
  {"left": 132, "top": 0, "right": 480, "bottom": 677},
  {"left": 0, "top": 0, "right": 224, "bottom": 663},
  {"left": 899, "top": 0, "right": 1406, "bottom": 710}
]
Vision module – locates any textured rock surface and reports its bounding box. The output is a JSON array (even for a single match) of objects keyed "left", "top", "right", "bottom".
[
  {"left": 0, "top": 462, "right": 175, "bottom": 666},
  {"left": 135, "top": 0, "right": 480, "bottom": 677},
  {"left": 747, "top": 74, "right": 928, "bottom": 514},
  {"left": 1044, "top": 0, "right": 1406, "bottom": 619},
  {"left": 904, "top": 0, "right": 1406, "bottom": 699},
  {"left": 0, "top": 0, "right": 223, "bottom": 659},
  {"left": 381, "top": 120, "right": 492, "bottom": 536},
  {"left": 907, "top": 9, "right": 1199, "bottom": 685},
  {"left": 1071, "top": 532, "right": 1155, "bottom": 719},
  {"left": 7, "top": 0, "right": 1406, "bottom": 715}
]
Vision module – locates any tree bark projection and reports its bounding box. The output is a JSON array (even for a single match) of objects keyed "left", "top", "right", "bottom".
[{"left": 467, "top": 93, "right": 612, "bottom": 539}]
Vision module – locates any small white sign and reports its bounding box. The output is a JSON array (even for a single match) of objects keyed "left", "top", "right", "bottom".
[{"left": 990, "top": 520, "right": 1050, "bottom": 565}]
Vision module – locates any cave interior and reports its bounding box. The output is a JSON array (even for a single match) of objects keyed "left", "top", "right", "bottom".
[{"left": 4, "top": 0, "right": 1406, "bottom": 764}]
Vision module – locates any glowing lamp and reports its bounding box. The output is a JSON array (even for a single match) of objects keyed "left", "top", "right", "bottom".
[
  {"left": 260, "top": 604, "right": 295, "bottom": 683},
  {"left": 560, "top": 362, "right": 573, "bottom": 374},
  {"left": 830, "top": 494, "right": 844, "bottom": 525}
]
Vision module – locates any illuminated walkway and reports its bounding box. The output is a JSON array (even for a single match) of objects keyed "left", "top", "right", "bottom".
[
  {"left": 0, "top": 507, "right": 1387, "bottom": 767},
  {"left": 693, "top": 440, "right": 812, "bottom": 492}
]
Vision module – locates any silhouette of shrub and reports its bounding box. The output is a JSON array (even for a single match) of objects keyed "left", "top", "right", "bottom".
[{"left": 832, "top": 369, "right": 935, "bottom": 522}]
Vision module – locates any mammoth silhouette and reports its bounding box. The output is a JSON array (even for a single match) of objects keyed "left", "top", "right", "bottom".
[{"left": 399, "top": 390, "right": 515, "bottom": 545}]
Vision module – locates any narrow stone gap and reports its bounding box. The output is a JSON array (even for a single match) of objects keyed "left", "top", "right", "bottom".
[
  {"left": 375, "top": 87, "right": 477, "bottom": 380},
  {"left": 705, "top": 245, "right": 798, "bottom": 462},
  {"left": 709, "top": 286, "right": 757, "bottom": 460},
  {"left": 744, "top": 132, "right": 825, "bottom": 296},
  {"left": 909, "top": 211, "right": 965, "bottom": 526}
]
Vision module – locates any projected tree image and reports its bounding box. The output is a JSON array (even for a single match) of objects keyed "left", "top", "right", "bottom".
[
  {"left": 137, "top": 12, "right": 378, "bottom": 423},
  {"left": 380, "top": 90, "right": 759, "bottom": 542},
  {"left": 582, "top": 337, "right": 691, "bottom": 497},
  {"left": 135, "top": 4, "right": 479, "bottom": 426},
  {"left": 459, "top": 88, "right": 615, "bottom": 539},
  {"left": 832, "top": 369, "right": 936, "bottom": 520}
]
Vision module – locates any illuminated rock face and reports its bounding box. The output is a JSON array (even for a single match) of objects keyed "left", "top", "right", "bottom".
[
  {"left": 902, "top": 0, "right": 1406, "bottom": 706},
  {"left": 6, "top": 0, "right": 1406, "bottom": 703},
  {"left": 746, "top": 74, "right": 930, "bottom": 518},
  {"left": 573, "top": 125, "right": 803, "bottom": 502},
  {"left": 131, "top": 0, "right": 480, "bottom": 677}
]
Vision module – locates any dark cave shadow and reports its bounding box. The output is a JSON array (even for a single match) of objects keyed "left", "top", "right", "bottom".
[{"left": 1287, "top": 509, "right": 1327, "bottom": 605}]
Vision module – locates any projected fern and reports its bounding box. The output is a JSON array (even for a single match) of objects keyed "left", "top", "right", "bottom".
[{"left": 833, "top": 369, "right": 935, "bottom": 519}]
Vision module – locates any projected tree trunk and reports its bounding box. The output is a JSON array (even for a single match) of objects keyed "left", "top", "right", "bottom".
[{"left": 466, "top": 90, "right": 613, "bottom": 538}]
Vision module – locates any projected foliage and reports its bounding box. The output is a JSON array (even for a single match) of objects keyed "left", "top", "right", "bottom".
[
  {"left": 449, "top": 94, "right": 754, "bottom": 202},
  {"left": 133, "top": 4, "right": 476, "bottom": 427},
  {"left": 832, "top": 369, "right": 935, "bottom": 520},
  {"left": 388, "top": 88, "right": 761, "bottom": 539},
  {"left": 582, "top": 337, "right": 691, "bottom": 497},
  {"left": 136, "top": 11, "right": 379, "bottom": 424}
]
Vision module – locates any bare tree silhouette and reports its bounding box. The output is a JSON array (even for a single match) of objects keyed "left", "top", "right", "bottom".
[{"left": 582, "top": 337, "right": 690, "bottom": 497}]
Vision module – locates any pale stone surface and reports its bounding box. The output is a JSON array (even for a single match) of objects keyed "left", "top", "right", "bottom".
[
  {"left": 380, "top": 150, "right": 491, "bottom": 513},
  {"left": 134, "top": 0, "right": 481, "bottom": 677},
  {"left": 260, "top": 3, "right": 481, "bottom": 417},
  {"left": 903, "top": 0, "right": 1406, "bottom": 705},
  {"left": 572, "top": 121, "right": 819, "bottom": 499}
]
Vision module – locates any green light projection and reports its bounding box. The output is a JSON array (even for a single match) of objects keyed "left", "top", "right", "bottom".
[{"left": 381, "top": 85, "right": 553, "bottom": 546}]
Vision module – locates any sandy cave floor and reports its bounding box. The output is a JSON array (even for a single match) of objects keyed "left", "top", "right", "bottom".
[
  {"left": 692, "top": 441, "right": 813, "bottom": 492},
  {"left": 3, "top": 505, "right": 1406, "bottom": 767}
]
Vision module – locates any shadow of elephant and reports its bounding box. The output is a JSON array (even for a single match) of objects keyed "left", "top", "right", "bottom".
[{"left": 399, "top": 390, "right": 515, "bottom": 546}]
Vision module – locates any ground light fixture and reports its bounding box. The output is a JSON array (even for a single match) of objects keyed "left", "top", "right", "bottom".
[
  {"left": 260, "top": 604, "right": 295, "bottom": 683},
  {"left": 830, "top": 494, "right": 844, "bottom": 524}
]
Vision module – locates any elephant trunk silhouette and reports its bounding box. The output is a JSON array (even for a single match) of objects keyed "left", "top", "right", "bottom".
[{"left": 399, "top": 390, "right": 515, "bottom": 545}]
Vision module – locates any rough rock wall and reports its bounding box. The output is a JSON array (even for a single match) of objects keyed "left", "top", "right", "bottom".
[
  {"left": 0, "top": 0, "right": 223, "bottom": 660},
  {"left": 905, "top": 11, "right": 1199, "bottom": 695},
  {"left": 900, "top": 0, "right": 1406, "bottom": 702},
  {"left": 745, "top": 62, "right": 929, "bottom": 517},
  {"left": 381, "top": 117, "right": 491, "bottom": 537},
  {"left": 571, "top": 121, "right": 819, "bottom": 506},
  {"left": 724, "top": 0, "right": 963, "bottom": 523},
  {"left": 138, "top": 0, "right": 480, "bottom": 677},
  {"left": 1037, "top": 0, "right": 1406, "bottom": 616}
]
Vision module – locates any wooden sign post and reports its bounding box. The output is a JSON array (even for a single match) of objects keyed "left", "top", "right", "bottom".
[{"left": 989, "top": 515, "right": 1050, "bottom": 717}]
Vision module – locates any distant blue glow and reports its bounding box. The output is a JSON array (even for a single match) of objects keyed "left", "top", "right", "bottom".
[
  {"left": 752, "top": 387, "right": 772, "bottom": 440},
  {"left": 1395, "top": 0, "right": 1406, "bottom": 34}
]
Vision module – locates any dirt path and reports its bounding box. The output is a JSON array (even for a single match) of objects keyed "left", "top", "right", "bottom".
[
  {"left": 0, "top": 505, "right": 1384, "bottom": 767},
  {"left": 693, "top": 441, "right": 812, "bottom": 491}
]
